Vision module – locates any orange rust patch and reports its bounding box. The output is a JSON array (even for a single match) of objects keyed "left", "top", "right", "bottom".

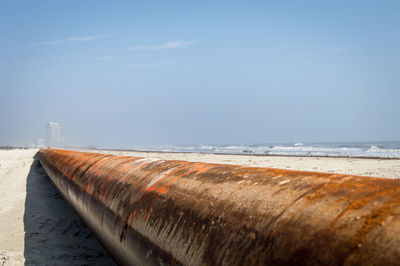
[
  {"left": 144, "top": 162, "right": 191, "bottom": 192},
  {"left": 351, "top": 204, "right": 394, "bottom": 246}
]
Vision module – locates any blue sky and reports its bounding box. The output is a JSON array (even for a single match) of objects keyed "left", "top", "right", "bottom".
[{"left": 0, "top": 0, "right": 399, "bottom": 147}]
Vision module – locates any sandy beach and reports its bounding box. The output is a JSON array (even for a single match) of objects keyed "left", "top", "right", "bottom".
[
  {"left": 82, "top": 148, "right": 400, "bottom": 179},
  {"left": 0, "top": 149, "right": 115, "bottom": 265},
  {"left": 1, "top": 148, "right": 400, "bottom": 265}
]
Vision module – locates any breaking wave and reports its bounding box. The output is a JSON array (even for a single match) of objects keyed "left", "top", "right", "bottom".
[{"left": 130, "top": 142, "right": 400, "bottom": 159}]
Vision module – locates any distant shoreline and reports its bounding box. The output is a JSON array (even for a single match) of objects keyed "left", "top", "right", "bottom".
[
  {"left": 3, "top": 146, "right": 400, "bottom": 160},
  {"left": 68, "top": 148, "right": 400, "bottom": 179},
  {"left": 82, "top": 147, "right": 400, "bottom": 160}
]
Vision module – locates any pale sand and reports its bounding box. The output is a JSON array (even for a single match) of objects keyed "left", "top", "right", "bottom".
[
  {"left": 0, "top": 148, "right": 399, "bottom": 265},
  {"left": 0, "top": 148, "right": 115, "bottom": 265},
  {"left": 81, "top": 148, "right": 400, "bottom": 179}
]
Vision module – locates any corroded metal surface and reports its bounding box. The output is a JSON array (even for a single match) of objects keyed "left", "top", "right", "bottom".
[{"left": 38, "top": 148, "right": 400, "bottom": 265}]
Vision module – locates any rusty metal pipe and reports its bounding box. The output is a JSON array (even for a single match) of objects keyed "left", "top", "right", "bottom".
[{"left": 38, "top": 148, "right": 400, "bottom": 265}]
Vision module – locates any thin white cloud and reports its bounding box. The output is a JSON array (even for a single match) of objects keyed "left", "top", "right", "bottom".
[
  {"left": 95, "top": 56, "right": 118, "bottom": 61},
  {"left": 129, "top": 62, "right": 174, "bottom": 68},
  {"left": 68, "top": 34, "right": 111, "bottom": 42},
  {"left": 128, "top": 41, "right": 195, "bottom": 50},
  {"left": 32, "top": 34, "right": 111, "bottom": 46},
  {"left": 326, "top": 47, "right": 350, "bottom": 54},
  {"left": 32, "top": 40, "right": 64, "bottom": 46}
]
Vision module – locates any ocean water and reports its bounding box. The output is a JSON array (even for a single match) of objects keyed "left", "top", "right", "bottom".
[{"left": 131, "top": 141, "right": 400, "bottom": 159}]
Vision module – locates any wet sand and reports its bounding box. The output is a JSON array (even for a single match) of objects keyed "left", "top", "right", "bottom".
[{"left": 0, "top": 148, "right": 399, "bottom": 265}]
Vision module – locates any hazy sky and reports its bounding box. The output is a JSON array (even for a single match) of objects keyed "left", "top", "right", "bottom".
[{"left": 0, "top": 0, "right": 399, "bottom": 147}]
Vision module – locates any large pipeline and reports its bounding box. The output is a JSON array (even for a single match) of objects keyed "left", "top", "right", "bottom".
[{"left": 38, "top": 148, "right": 400, "bottom": 265}]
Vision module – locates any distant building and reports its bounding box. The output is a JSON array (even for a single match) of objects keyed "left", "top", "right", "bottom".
[{"left": 46, "top": 121, "right": 61, "bottom": 146}]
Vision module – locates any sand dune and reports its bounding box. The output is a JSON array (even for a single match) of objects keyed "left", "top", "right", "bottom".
[{"left": 0, "top": 148, "right": 399, "bottom": 265}]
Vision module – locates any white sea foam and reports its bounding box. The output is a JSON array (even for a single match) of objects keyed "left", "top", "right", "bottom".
[{"left": 128, "top": 142, "right": 400, "bottom": 158}]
